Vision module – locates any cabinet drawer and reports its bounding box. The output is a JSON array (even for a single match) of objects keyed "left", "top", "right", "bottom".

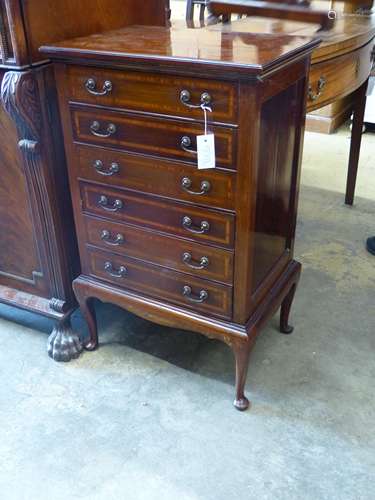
[
  {"left": 86, "top": 248, "right": 233, "bottom": 320},
  {"left": 307, "top": 42, "right": 373, "bottom": 112},
  {"left": 84, "top": 215, "right": 234, "bottom": 284},
  {"left": 71, "top": 107, "right": 236, "bottom": 169},
  {"left": 74, "top": 145, "right": 236, "bottom": 211},
  {"left": 66, "top": 65, "right": 238, "bottom": 124},
  {"left": 80, "top": 183, "right": 235, "bottom": 249}
]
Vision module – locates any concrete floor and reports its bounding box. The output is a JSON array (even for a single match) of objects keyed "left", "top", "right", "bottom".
[
  {"left": 4, "top": 14, "right": 375, "bottom": 500},
  {"left": 2, "top": 3, "right": 375, "bottom": 491},
  {"left": 1, "top": 124, "right": 375, "bottom": 500},
  {"left": 1, "top": 5, "right": 375, "bottom": 489}
]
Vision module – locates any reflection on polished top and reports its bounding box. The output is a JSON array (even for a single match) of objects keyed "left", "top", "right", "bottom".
[
  {"left": 225, "top": 14, "right": 375, "bottom": 62},
  {"left": 40, "top": 21, "right": 320, "bottom": 78}
]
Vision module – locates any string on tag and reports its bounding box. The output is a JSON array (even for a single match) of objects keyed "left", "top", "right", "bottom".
[{"left": 201, "top": 103, "right": 212, "bottom": 135}]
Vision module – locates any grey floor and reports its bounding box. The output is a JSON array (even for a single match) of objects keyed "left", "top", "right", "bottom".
[{"left": 1, "top": 124, "right": 375, "bottom": 499}]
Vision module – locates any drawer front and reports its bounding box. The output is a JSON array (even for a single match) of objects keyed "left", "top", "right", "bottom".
[
  {"left": 307, "top": 42, "right": 373, "bottom": 112},
  {"left": 84, "top": 215, "right": 234, "bottom": 284},
  {"left": 75, "top": 145, "right": 236, "bottom": 211},
  {"left": 87, "top": 249, "right": 233, "bottom": 319},
  {"left": 80, "top": 183, "right": 235, "bottom": 249},
  {"left": 66, "top": 65, "right": 238, "bottom": 124},
  {"left": 71, "top": 107, "right": 236, "bottom": 169}
]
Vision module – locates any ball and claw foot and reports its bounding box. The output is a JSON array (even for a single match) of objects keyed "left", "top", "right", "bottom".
[
  {"left": 233, "top": 396, "right": 250, "bottom": 411},
  {"left": 47, "top": 319, "right": 83, "bottom": 362}
]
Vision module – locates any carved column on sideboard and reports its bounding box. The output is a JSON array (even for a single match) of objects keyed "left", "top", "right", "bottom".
[{"left": 0, "top": 70, "right": 83, "bottom": 362}]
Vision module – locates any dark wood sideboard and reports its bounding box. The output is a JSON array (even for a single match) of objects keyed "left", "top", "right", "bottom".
[
  {"left": 41, "top": 23, "right": 320, "bottom": 409},
  {"left": 222, "top": 14, "right": 375, "bottom": 205},
  {"left": 0, "top": 0, "right": 167, "bottom": 361}
]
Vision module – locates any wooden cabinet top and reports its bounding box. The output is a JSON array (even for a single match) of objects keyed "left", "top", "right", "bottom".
[{"left": 40, "top": 21, "right": 320, "bottom": 79}]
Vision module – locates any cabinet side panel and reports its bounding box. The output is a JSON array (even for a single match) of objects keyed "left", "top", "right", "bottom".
[
  {"left": 252, "top": 81, "right": 302, "bottom": 293},
  {"left": 228, "top": 61, "right": 309, "bottom": 325}
]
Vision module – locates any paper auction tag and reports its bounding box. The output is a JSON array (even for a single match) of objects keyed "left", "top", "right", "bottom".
[{"left": 197, "top": 134, "right": 216, "bottom": 170}]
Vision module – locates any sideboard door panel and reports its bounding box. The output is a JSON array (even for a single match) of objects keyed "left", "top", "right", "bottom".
[{"left": 0, "top": 70, "right": 49, "bottom": 297}]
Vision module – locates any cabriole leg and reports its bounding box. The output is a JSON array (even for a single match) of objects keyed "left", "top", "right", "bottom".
[
  {"left": 73, "top": 282, "right": 98, "bottom": 351},
  {"left": 231, "top": 340, "right": 252, "bottom": 411},
  {"left": 73, "top": 280, "right": 98, "bottom": 350},
  {"left": 280, "top": 283, "right": 297, "bottom": 334},
  {"left": 80, "top": 297, "right": 98, "bottom": 351},
  {"left": 47, "top": 314, "right": 83, "bottom": 362}
]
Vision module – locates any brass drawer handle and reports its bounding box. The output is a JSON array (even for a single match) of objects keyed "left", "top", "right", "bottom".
[
  {"left": 182, "top": 216, "right": 210, "bottom": 234},
  {"left": 104, "top": 261, "right": 127, "bottom": 278},
  {"left": 85, "top": 78, "right": 113, "bottom": 96},
  {"left": 93, "top": 160, "right": 120, "bottom": 176},
  {"left": 180, "top": 136, "right": 197, "bottom": 155},
  {"left": 90, "top": 121, "right": 117, "bottom": 138},
  {"left": 182, "top": 252, "right": 209, "bottom": 270},
  {"left": 181, "top": 177, "right": 211, "bottom": 195},
  {"left": 101, "top": 230, "right": 125, "bottom": 246},
  {"left": 180, "top": 90, "right": 212, "bottom": 109},
  {"left": 182, "top": 285, "right": 208, "bottom": 303},
  {"left": 98, "top": 195, "right": 123, "bottom": 212},
  {"left": 308, "top": 76, "right": 326, "bottom": 102}
]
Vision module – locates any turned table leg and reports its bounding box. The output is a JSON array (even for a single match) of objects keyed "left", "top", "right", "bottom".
[
  {"left": 47, "top": 313, "right": 83, "bottom": 362},
  {"left": 345, "top": 79, "right": 368, "bottom": 206},
  {"left": 231, "top": 340, "right": 252, "bottom": 411},
  {"left": 186, "top": 0, "right": 194, "bottom": 20}
]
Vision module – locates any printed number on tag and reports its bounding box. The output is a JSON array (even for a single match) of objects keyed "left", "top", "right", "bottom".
[{"left": 197, "top": 134, "right": 216, "bottom": 170}]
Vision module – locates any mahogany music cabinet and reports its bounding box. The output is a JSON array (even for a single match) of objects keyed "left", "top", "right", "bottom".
[{"left": 41, "top": 23, "right": 320, "bottom": 409}]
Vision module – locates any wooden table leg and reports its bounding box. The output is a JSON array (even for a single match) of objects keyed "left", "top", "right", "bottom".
[
  {"left": 186, "top": 0, "right": 194, "bottom": 21},
  {"left": 345, "top": 79, "right": 368, "bottom": 205}
]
